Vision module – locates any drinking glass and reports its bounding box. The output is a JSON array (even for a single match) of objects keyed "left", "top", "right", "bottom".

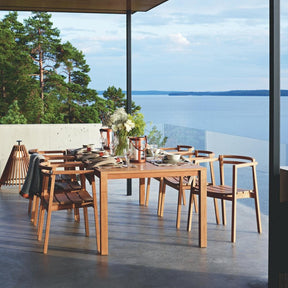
[
  {"left": 150, "top": 144, "right": 158, "bottom": 161},
  {"left": 123, "top": 147, "right": 132, "bottom": 167},
  {"left": 109, "top": 136, "right": 118, "bottom": 156}
]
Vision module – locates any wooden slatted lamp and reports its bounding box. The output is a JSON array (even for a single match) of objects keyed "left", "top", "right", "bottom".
[{"left": 0, "top": 140, "right": 30, "bottom": 192}]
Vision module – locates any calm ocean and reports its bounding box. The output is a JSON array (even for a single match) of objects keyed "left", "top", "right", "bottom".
[{"left": 134, "top": 94, "right": 288, "bottom": 144}]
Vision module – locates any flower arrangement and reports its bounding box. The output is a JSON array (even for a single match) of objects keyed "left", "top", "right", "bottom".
[
  {"left": 110, "top": 108, "right": 135, "bottom": 135},
  {"left": 106, "top": 108, "right": 146, "bottom": 155}
]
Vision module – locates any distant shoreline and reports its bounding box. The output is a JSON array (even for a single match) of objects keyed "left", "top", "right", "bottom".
[
  {"left": 98, "top": 90, "right": 288, "bottom": 96},
  {"left": 168, "top": 90, "right": 288, "bottom": 96}
]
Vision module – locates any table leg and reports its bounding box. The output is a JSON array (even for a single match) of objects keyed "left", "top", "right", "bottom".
[
  {"left": 199, "top": 169, "right": 207, "bottom": 248},
  {"left": 139, "top": 178, "right": 145, "bottom": 206},
  {"left": 100, "top": 174, "right": 109, "bottom": 255}
]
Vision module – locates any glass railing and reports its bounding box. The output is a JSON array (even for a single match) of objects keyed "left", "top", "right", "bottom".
[{"left": 159, "top": 123, "right": 284, "bottom": 217}]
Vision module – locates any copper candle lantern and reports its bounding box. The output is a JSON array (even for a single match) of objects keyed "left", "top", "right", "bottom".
[
  {"left": 129, "top": 136, "right": 147, "bottom": 163},
  {"left": 100, "top": 128, "right": 113, "bottom": 151}
]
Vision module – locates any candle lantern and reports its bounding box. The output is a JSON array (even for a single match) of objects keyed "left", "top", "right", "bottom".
[
  {"left": 129, "top": 136, "right": 147, "bottom": 163},
  {"left": 100, "top": 128, "right": 113, "bottom": 151}
]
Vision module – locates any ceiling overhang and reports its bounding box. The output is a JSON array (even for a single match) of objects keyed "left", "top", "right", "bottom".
[{"left": 0, "top": 0, "right": 168, "bottom": 14}]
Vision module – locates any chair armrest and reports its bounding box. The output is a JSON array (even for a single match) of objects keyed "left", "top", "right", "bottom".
[
  {"left": 39, "top": 161, "right": 85, "bottom": 171},
  {"left": 40, "top": 162, "right": 94, "bottom": 176},
  {"left": 234, "top": 161, "right": 258, "bottom": 169},
  {"left": 193, "top": 157, "right": 218, "bottom": 164}
]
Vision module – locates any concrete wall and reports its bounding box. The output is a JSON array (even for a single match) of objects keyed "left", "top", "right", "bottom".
[{"left": 0, "top": 124, "right": 102, "bottom": 175}]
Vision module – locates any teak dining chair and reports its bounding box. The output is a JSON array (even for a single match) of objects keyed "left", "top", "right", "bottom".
[
  {"left": 37, "top": 161, "right": 99, "bottom": 254},
  {"left": 188, "top": 155, "right": 262, "bottom": 242},
  {"left": 27, "top": 149, "right": 67, "bottom": 215},
  {"left": 145, "top": 145, "right": 194, "bottom": 207},
  {"left": 159, "top": 150, "right": 218, "bottom": 229},
  {"left": 26, "top": 150, "right": 76, "bottom": 226}
]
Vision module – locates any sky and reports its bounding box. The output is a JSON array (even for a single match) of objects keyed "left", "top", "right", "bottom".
[{"left": 1, "top": 0, "right": 287, "bottom": 92}]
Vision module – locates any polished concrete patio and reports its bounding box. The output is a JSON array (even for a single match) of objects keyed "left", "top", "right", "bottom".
[{"left": 0, "top": 178, "right": 268, "bottom": 288}]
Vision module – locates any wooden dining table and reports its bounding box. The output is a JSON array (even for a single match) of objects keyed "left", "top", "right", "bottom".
[{"left": 93, "top": 161, "right": 207, "bottom": 256}]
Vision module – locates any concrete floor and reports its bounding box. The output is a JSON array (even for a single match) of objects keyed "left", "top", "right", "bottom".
[{"left": 0, "top": 179, "right": 268, "bottom": 288}]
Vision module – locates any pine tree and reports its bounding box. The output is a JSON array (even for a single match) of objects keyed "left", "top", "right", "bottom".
[
  {"left": 24, "top": 12, "right": 61, "bottom": 122},
  {"left": 0, "top": 100, "right": 27, "bottom": 124},
  {"left": 0, "top": 12, "right": 38, "bottom": 121},
  {"left": 54, "top": 41, "right": 104, "bottom": 123},
  {"left": 0, "top": 12, "right": 140, "bottom": 125},
  {"left": 102, "top": 85, "right": 141, "bottom": 115}
]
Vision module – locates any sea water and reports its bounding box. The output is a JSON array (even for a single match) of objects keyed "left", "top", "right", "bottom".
[{"left": 134, "top": 94, "right": 288, "bottom": 143}]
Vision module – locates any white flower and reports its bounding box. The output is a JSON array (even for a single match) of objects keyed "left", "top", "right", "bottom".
[
  {"left": 108, "top": 108, "right": 135, "bottom": 135},
  {"left": 111, "top": 108, "right": 127, "bottom": 124},
  {"left": 124, "top": 119, "right": 135, "bottom": 132}
]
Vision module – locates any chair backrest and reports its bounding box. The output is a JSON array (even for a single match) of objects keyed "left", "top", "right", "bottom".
[
  {"left": 160, "top": 145, "right": 194, "bottom": 161},
  {"left": 176, "top": 145, "right": 194, "bottom": 152},
  {"left": 29, "top": 149, "right": 75, "bottom": 163},
  {"left": 218, "top": 155, "right": 258, "bottom": 188},
  {"left": 160, "top": 145, "right": 194, "bottom": 153},
  {"left": 193, "top": 150, "right": 217, "bottom": 185},
  {"left": 29, "top": 149, "right": 66, "bottom": 155},
  {"left": 39, "top": 161, "right": 94, "bottom": 198}
]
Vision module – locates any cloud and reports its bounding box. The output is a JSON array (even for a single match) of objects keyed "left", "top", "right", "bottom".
[
  {"left": 170, "top": 33, "right": 190, "bottom": 46},
  {"left": 0, "top": 1, "right": 287, "bottom": 90},
  {"left": 167, "top": 33, "right": 191, "bottom": 52}
]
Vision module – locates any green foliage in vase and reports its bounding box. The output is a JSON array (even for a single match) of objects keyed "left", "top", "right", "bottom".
[{"left": 128, "top": 112, "right": 146, "bottom": 137}]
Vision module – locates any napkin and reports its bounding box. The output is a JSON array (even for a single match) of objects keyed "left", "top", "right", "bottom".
[{"left": 83, "top": 156, "right": 118, "bottom": 168}]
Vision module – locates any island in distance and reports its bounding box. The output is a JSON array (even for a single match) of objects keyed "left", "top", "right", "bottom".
[{"left": 168, "top": 90, "right": 288, "bottom": 96}]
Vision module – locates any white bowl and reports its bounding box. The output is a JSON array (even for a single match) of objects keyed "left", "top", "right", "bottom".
[{"left": 164, "top": 153, "right": 181, "bottom": 163}]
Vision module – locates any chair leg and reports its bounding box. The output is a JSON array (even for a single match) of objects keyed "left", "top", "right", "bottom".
[
  {"left": 33, "top": 196, "right": 40, "bottom": 227},
  {"left": 213, "top": 198, "right": 220, "bottom": 224},
  {"left": 30, "top": 195, "right": 37, "bottom": 222},
  {"left": 231, "top": 199, "right": 237, "bottom": 243},
  {"left": 145, "top": 178, "right": 151, "bottom": 206},
  {"left": 187, "top": 191, "right": 195, "bottom": 231},
  {"left": 43, "top": 207, "right": 52, "bottom": 254},
  {"left": 83, "top": 207, "right": 89, "bottom": 237},
  {"left": 37, "top": 204, "right": 45, "bottom": 241},
  {"left": 252, "top": 166, "right": 262, "bottom": 234},
  {"left": 157, "top": 178, "right": 164, "bottom": 216},
  {"left": 74, "top": 208, "right": 80, "bottom": 222},
  {"left": 221, "top": 199, "right": 226, "bottom": 225},
  {"left": 193, "top": 194, "right": 198, "bottom": 213},
  {"left": 182, "top": 186, "right": 186, "bottom": 205},
  {"left": 176, "top": 179, "right": 183, "bottom": 229},
  {"left": 254, "top": 195, "right": 262, "bottom": 234}
]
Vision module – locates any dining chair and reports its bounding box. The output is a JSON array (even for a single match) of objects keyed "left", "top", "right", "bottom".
[
  {"left": 37, "top": 161, "right": 100, "bottom": 254},
  {"left": 188, "top": 155, "right": 262, "bottom": 242},
  {"left": 159, "top": 150, "right": 218, "bottom": 229},
  {"left": 26, "top": 149, "right": 76, "bottom": 226},
  {"left": 145, "top": 145, "right": 194, "bottom": 207}
]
